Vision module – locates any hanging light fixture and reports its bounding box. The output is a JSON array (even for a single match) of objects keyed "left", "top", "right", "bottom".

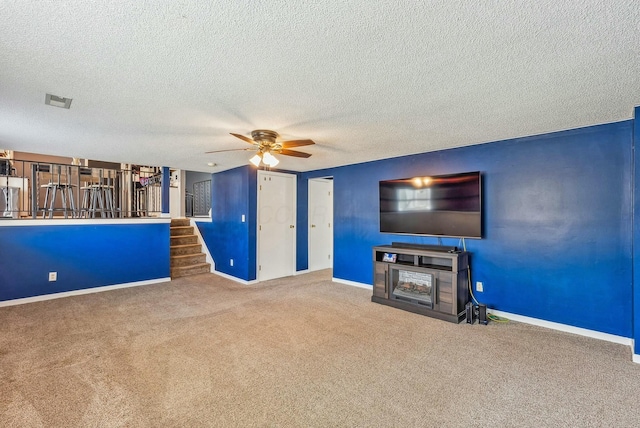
[
  {"left": 207, "top": 129, "right": 314, "bottom": 168},
  {"left": 249, "top": 150, "right": 279, "bottom": 167},
  {"left": 249, "top": 153, "right": 262, "bottom": 167},
  {"left": 262, "top": 151, "right": 279, "bottom": 167}
]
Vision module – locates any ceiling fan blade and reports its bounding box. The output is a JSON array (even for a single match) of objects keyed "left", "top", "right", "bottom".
[
  {"left": 280, "top": 139, "right": 315, "bottom": 148},
  {"left": 230, "top": 133, "right": 256, "bottom": 145},
  {"left": 279, "top": 149, "right": 312, "bottom": 158},
  {"left": 205, "top": 148, "right": 253, "bottom": 154}
]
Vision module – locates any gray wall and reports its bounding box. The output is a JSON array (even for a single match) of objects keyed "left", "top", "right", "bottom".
[{"left": 185, "top": 171, "right": 211, "bottom": 193}]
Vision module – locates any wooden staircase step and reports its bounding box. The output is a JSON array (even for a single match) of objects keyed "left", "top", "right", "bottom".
[
  {"left": 170, "top": 234, "right": 198, "bottom": 245},
  {"left": 171, "top": 263, "right": 211, "bottom": 278},
  {"left": 171, "top": 253, "right": 206, "bottom": 267},
  {"left": 170, "top": 243, "right": 202, "bottom": 256},
  {"left": 169, "top": 218, "right": 209, "bottom": 279},
  {"left": 170, "top": 218, "right": 191, "bottom": 227},
  {"left": 170, "top": 226, "right": 194, "bottom": 236}
]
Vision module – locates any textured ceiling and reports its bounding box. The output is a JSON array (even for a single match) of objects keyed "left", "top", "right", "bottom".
[{"left": 0, "top": 1, "right": 638, "bottom": 172}]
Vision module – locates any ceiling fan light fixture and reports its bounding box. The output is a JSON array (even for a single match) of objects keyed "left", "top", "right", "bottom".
[
  {"left": 213, "top": 130, "right": 314, "bottom": 167},
  {"left": 263, "top": 151, "right": 279, "bottom": 167},
  {"left": 249, "top": 153, "right": 262, "bottom": 167}
]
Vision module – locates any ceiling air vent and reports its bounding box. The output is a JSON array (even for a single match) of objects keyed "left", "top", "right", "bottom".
[{"left": 45, "top": 93, "right": 72, "bottom": 109}]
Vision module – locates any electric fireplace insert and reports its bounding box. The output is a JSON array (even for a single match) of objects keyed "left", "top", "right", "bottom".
[{"left": 390, "top": 268, "right": 435, "bottom": 308}]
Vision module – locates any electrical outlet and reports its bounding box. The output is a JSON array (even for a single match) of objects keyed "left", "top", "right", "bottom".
[
  {"left": 476, "top": 281, "right": 483, "bottom": 292},
  {"left": 48, "top": 272, "right": 57, "bottom": 282},
  {"left": 230, "top": 259, "right": 234, "bottom": 267}
]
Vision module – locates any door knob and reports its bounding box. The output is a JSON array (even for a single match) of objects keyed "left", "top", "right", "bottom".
[{"left": 311, "top": 224, "right": 316, "bottom": 228}]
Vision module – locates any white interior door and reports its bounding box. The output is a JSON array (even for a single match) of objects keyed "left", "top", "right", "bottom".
[
  {"left": 308, "top": 178, "right": 333, "bottom": 271},
  {"left": 258, "top": 171, "right": 296, "bottom": 281},
  {"left": 169, "top": 170, "right": 185, "bottom": 218}
]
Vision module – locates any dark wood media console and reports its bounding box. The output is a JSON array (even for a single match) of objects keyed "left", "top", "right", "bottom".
[{"left": 372, "top": 244, "right": 470, "bottom": 323}]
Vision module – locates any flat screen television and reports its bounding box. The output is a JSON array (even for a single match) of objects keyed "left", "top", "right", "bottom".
[{"left": 379, "top": 171, "right": 482, "bottom": 238}]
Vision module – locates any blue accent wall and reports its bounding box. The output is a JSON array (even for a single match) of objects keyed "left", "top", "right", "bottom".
[
  {"left": 300, "top": 120, "right": 634, "bottom": 337},
  {"left": 0, "top": 222, "right": 170, "bottom": 301},
  {"left": 197, "top": 166, "right": 257, "bottom": 281},
  {"left": 633, "top": 106, "right": 640, "bottom": 353}
]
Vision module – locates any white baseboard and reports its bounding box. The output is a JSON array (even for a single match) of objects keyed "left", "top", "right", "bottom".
[
  {"left": 189, "top": 218, "right": 215, "bottom": 272},
  {"left": 328, "top": 280, "right": 635, "bottom": 355},
  {"left": 0, "top": 277, "right": 171, "bottom": 307},
  {"left": 489, "top": 309, "right": 632, "bottom": 347},
  {"left": 337, "top": 280, "right": 632, "bottom": 351},
  {"left": 212, "top": 270, "right": 258, "bottom": 285},
  {"left": 332, "top": 277, "right": 372, "bottom": 290}
]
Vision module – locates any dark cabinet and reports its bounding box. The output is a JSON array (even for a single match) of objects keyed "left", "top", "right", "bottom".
[{"left": 372, "top": 244, "right": 470, "bottom": 323}]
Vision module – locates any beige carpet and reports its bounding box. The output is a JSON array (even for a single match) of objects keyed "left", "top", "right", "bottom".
[{"left": 1, "top": 269, "right": 640, "bottom": 427}]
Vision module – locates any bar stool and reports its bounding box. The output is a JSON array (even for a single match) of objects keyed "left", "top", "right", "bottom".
[
  {"left": 41, "top": 182, "right": 76, "bottom": 218},
  {"left": 101, "top": 182, "right": 116, "bottom": 217},
  {"left": 2, "top": 186, "right": 19, "bottom": 218},
  {"left": 80, "top": 183, "right": 116, "bottom": 218},
  {"left": 80, "top": 184, "right": 92, "bottom": 218},
  {"left": 40, "top": 164, "right": 77, "bottom": 218}
]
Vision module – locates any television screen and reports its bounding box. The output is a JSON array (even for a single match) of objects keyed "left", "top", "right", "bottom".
[{"left": 379, "top": 171, "right": 482, "bottom": 238}]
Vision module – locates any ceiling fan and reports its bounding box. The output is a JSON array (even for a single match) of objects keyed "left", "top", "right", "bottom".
[{"left": 206, "top": 129, "right": 315, "bottom": 167}]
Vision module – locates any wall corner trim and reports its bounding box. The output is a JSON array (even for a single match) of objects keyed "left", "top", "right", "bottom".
[
  {"left": 193, "top": 216, "right": 213, "bottom": 223},
  {"left": 0, "top": 277, "right": 171, "bottom": 307},
  {"left": 332, "top": 277, "right": 373, "bottom": 290},
  {"left": 212, "top": 270, "right": 258, "bottom": 285}
]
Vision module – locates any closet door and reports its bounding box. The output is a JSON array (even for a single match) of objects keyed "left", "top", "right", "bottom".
[
  {"left": 257, "top": 171, "right": 296, "bottom": 281},
  {"left": 308, "top": 178, "right": 333, "bottom": 271}
]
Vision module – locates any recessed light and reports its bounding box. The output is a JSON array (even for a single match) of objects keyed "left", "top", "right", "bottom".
[
  {"left": 207, "top": 162, "right": 217, "bottom": 167},
  {"left": 45, "top": 93, "right": 72, "bottom": 109}
]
